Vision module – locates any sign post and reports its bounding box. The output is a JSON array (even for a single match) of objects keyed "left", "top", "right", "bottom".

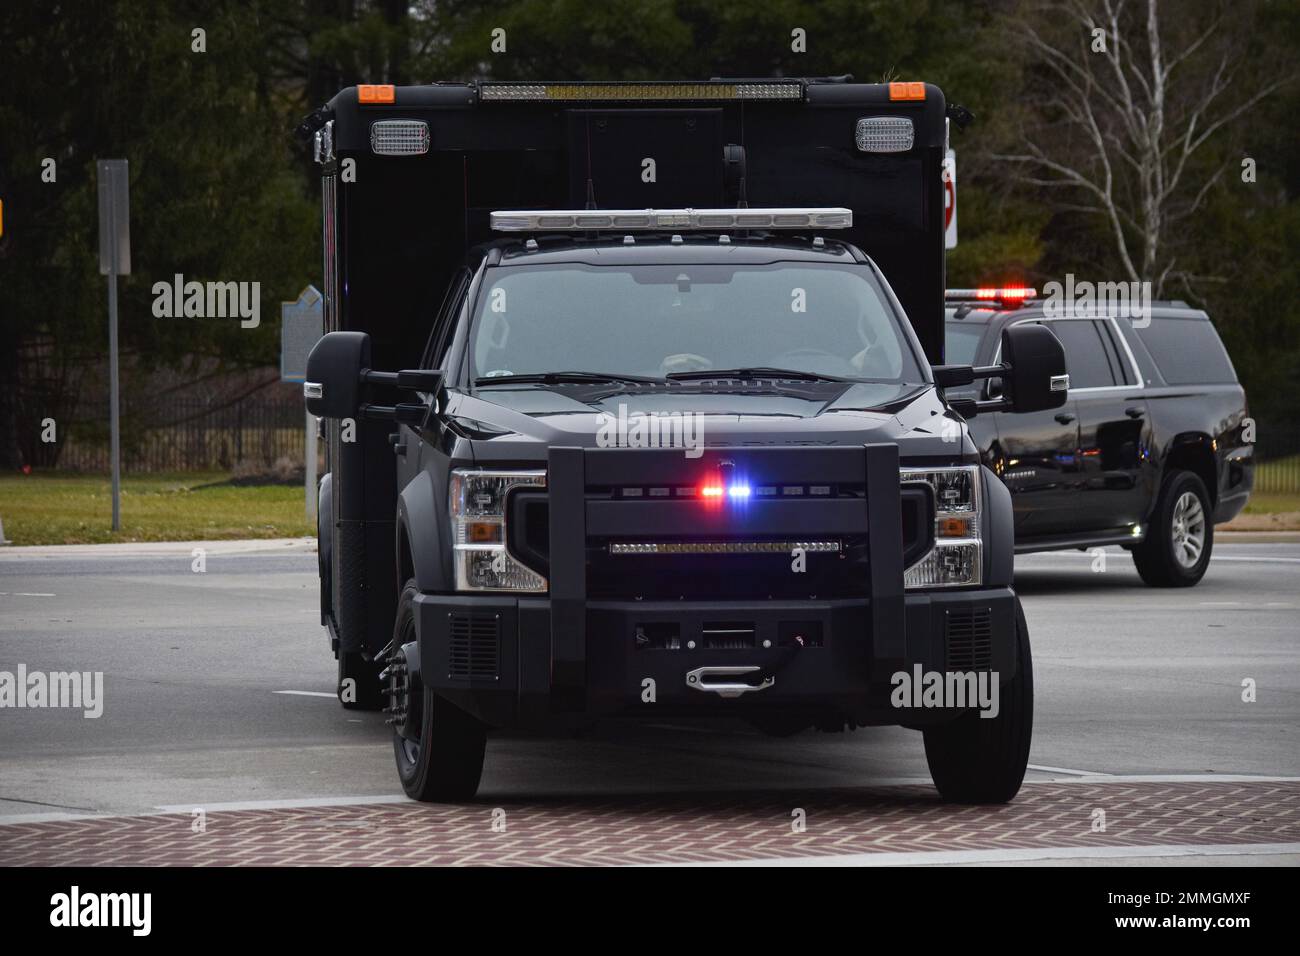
[
  {"left": 281, "top": 286, "right": 324, "bottom": 522},
  {"left": 97, "top": 160, "right": 131, "bottom": 532}
]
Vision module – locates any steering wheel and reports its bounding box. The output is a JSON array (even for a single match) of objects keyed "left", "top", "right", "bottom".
[
  {"left": 768, "top": 346, "right": 851, "bottom": 373},
  {"left": 659, "top": 353, "right": 713, "bottom": 376}
]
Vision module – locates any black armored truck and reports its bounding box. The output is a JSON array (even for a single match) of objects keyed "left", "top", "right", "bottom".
[{"left": 299, "top": 79, "right": 1070, "bottom": 804}]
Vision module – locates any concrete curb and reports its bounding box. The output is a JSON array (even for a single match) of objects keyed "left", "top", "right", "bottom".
[{"left": 0, "top": 536, "right": 316, "bottom": 560}]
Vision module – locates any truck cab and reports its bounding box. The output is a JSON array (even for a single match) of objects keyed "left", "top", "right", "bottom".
[{"left": 300, "top": 79, "right": 1069, "bottom": 804}]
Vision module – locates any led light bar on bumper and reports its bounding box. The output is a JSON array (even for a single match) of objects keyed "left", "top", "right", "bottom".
[
  {"left": 901, "top": 466, "right": 982, "bottom": 589},
  {"left": 450, "top": 469, "right": 547, "bottom": 592},
  {"left": 610, "top": 540, "right": 840, "bottom": 555},
  {"left": 490, "top": 207, "right": 852, "bottom": 232}
]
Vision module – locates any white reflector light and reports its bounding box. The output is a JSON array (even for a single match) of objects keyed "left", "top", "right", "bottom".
[
  {"left": 610, "top": 540, "right": 840, "bottom": 555},
  {"left": 490, "top": 207, "right": 852, "bottom": 232},
  {"left": 855, "top": 116, "right": 914, "bottom": 153},
  {"left": 370, "top": 120, "right": 430, "bottom": 155}
]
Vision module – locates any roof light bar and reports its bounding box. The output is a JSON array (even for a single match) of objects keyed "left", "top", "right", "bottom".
[
  {"left": 855, "top": 116, "right": 915, "bottom": 153},
  {"left": 490, "top": 207, "right": 852, "bottom": 232},
  {"left": 610, "top": 540, "right": 840, "bottom": 556},
  {"left": 370, "top": 120, "right": 430, "bottom": 155},
  {"left": 946, "top": 288, "right": 1038, "bottom": 306},
  {"left": 479, "top": 81, "right": 804, "bottom": 103}
]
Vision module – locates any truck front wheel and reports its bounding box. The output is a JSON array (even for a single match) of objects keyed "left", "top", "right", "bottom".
[
  {"left": 922, "top": 597, "right": 1033, "bottom": 804},
  {"left": 391, "top": 580, "right": 486, "bottom": 802}
]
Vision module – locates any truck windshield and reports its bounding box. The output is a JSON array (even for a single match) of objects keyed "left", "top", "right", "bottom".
[{"left": 469, "top": 262, "right": 925, "bottom": 384}]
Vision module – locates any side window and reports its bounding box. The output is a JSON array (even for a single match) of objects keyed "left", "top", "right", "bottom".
[
  {"left": 421, "top": 269, "right": 469, "bottom": 369},
  {"left": 1133, "top": 316, "right": 1237, "bottom": 385},
  {"left": 1097, "top": 319, "right": 1136, "bottom": 386},
  {"left": 1047, "top": 319, "right": 1116, "bottom": 389}
]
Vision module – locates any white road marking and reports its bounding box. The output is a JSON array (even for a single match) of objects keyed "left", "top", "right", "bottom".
[
  {"left": 155, "top": 794, "right": 410, "bottom": 813},
  {"left": 1026, "top": 763, "right": 1109, "bottom": 777},
  {"left": 659, "top": 841, "right": 1300, "bottom": 867},
  {"left": 0, "top": 592, "right": 56, "bottom": 597},
  {"left": 273, "top": 690, "right": 336, "bottom": 698},
  {"left": 1209, "top": 556, "right": 1300, "bottom": 564},
  {"left": 1043, "top": 773, "right": 1300, "bottom": 784}
]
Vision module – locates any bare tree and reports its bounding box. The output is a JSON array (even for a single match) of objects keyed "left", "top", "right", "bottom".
[{"left": 992, "top": 0, "right": 1295, "bottom": 295}]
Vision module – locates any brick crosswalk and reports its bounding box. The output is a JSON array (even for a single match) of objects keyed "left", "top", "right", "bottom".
[{"left": 1, "top": 781, "right": 1296, "bottom": 866}]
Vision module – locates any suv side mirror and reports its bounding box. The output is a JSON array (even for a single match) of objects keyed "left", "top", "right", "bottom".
[
  {"left": 1001, "top": 323, "right": 1069, "bottom": 414},
  {"left": 304, "top": 331, "right": 445, "bottom": 422}
]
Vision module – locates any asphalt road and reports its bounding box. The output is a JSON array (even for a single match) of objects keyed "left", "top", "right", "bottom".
[{"left": 0, "top": 537, "right": 1296, "bottom": 864}]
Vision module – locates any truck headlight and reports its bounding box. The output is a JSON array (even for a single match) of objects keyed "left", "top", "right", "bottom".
[
  {"left": 900, "top": 465, "right": 982, "bottom": 589},
  {"left": 449, "top": 469, "right": 547, "bottom": 592}
]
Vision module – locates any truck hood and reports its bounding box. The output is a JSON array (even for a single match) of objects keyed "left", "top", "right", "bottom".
[{"left": 443, "top": 381, "right": 973, "bottom": 461}]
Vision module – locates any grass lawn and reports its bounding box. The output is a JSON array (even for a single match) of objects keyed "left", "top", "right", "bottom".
[{"left": 0, "top": 472, "right": 315, "bottom": 545}]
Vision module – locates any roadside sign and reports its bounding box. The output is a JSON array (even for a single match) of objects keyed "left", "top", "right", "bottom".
[
  {"left": 280, "top": 285, "right": 323, "bottom": 383},
  {"left": 97, "top": 159, "right": 130, "bottom": 532},
  {"left": 97, "top": 160, "right": 131, "bottom": 276},
  {"left": 944, "top": 149, "right": 957, "bottom": 250},
  {"left": 281, "top": 285, "right": 324, "bottom": 522}
]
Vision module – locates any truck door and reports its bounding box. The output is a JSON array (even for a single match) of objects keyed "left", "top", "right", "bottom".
[{"left": 1055, "top": 317, "right": 1150, "bottom": 534}]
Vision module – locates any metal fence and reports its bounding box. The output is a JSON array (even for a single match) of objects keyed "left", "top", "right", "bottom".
[
  {"left": 1253, "top": 425, "right": 1300, "bottom": 495},
  {"left": 57, "top": 396, "right": 307, "bottom": 473}
]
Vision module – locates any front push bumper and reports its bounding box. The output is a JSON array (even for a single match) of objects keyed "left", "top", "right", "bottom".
[
  {"left": 416, "top": 444, "right": 1019, "bottom": 730},
  {"left": 415, "top": 587, "right": 1020, "bottom": 730}
]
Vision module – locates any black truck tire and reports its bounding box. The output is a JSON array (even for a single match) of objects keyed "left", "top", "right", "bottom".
[
  {"left": 391, "top": 580, "right": 486, "bottom": 802},
  {"left": 923, "top": 598, "right": 1033, "bottom": 804},
  {"left": 1131, "top": 470, "right": 1213, "bottom": 587}
]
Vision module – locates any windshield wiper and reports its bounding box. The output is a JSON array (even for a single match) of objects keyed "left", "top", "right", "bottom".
[
  {"left": 474, "top": 370, "right": 664, "bottom": 386},
  {"left": 666, "top": 366, "right": 854, "bottom": 383}
]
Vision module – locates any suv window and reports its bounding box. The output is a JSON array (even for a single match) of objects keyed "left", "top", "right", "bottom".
[
  {"left": 1097, "top": 319, "right": 1136, "bottom": 386},
  {"left": 1046, "top": 319, "right": 1116, "bottom": 389},
  {"left": 944, "top": 315, "right": 988, "bottom": 366},
  {"left": 1132, "top": 316, "right": 1236, "bottom": 385}
]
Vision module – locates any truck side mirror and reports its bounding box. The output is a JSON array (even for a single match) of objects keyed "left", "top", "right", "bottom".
[
  {"left": 1001, "top": 323, "right": 1069, "bottom": 414},
  {"left": 304, "top": 331, "right": 369, "bottom": 419},
  {"left": 304, "top": 331, "right": 446, "bottom": 422}
]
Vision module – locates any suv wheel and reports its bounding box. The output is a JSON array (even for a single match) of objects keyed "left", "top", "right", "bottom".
[
  {"left": 1132, "top": 470, "right": 1213, "bottom": 587},
  {"left": 391, "top": 580, "right": 486, "bottom": 802},
  {"left": 923, "top": 597, "right": 1033, "bottom": 804}
]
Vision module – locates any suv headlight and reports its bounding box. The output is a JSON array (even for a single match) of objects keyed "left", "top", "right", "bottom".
[
  {"left": 449, "top": 469, "right": 547, "bottom": 592},
  {"left": 900, "top": 465, "right": 982, "bottom": 589}
]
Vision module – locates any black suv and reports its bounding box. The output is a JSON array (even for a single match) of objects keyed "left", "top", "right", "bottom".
[{"left": 945, "top": 290, "right": 1254, "bottom": 586}]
